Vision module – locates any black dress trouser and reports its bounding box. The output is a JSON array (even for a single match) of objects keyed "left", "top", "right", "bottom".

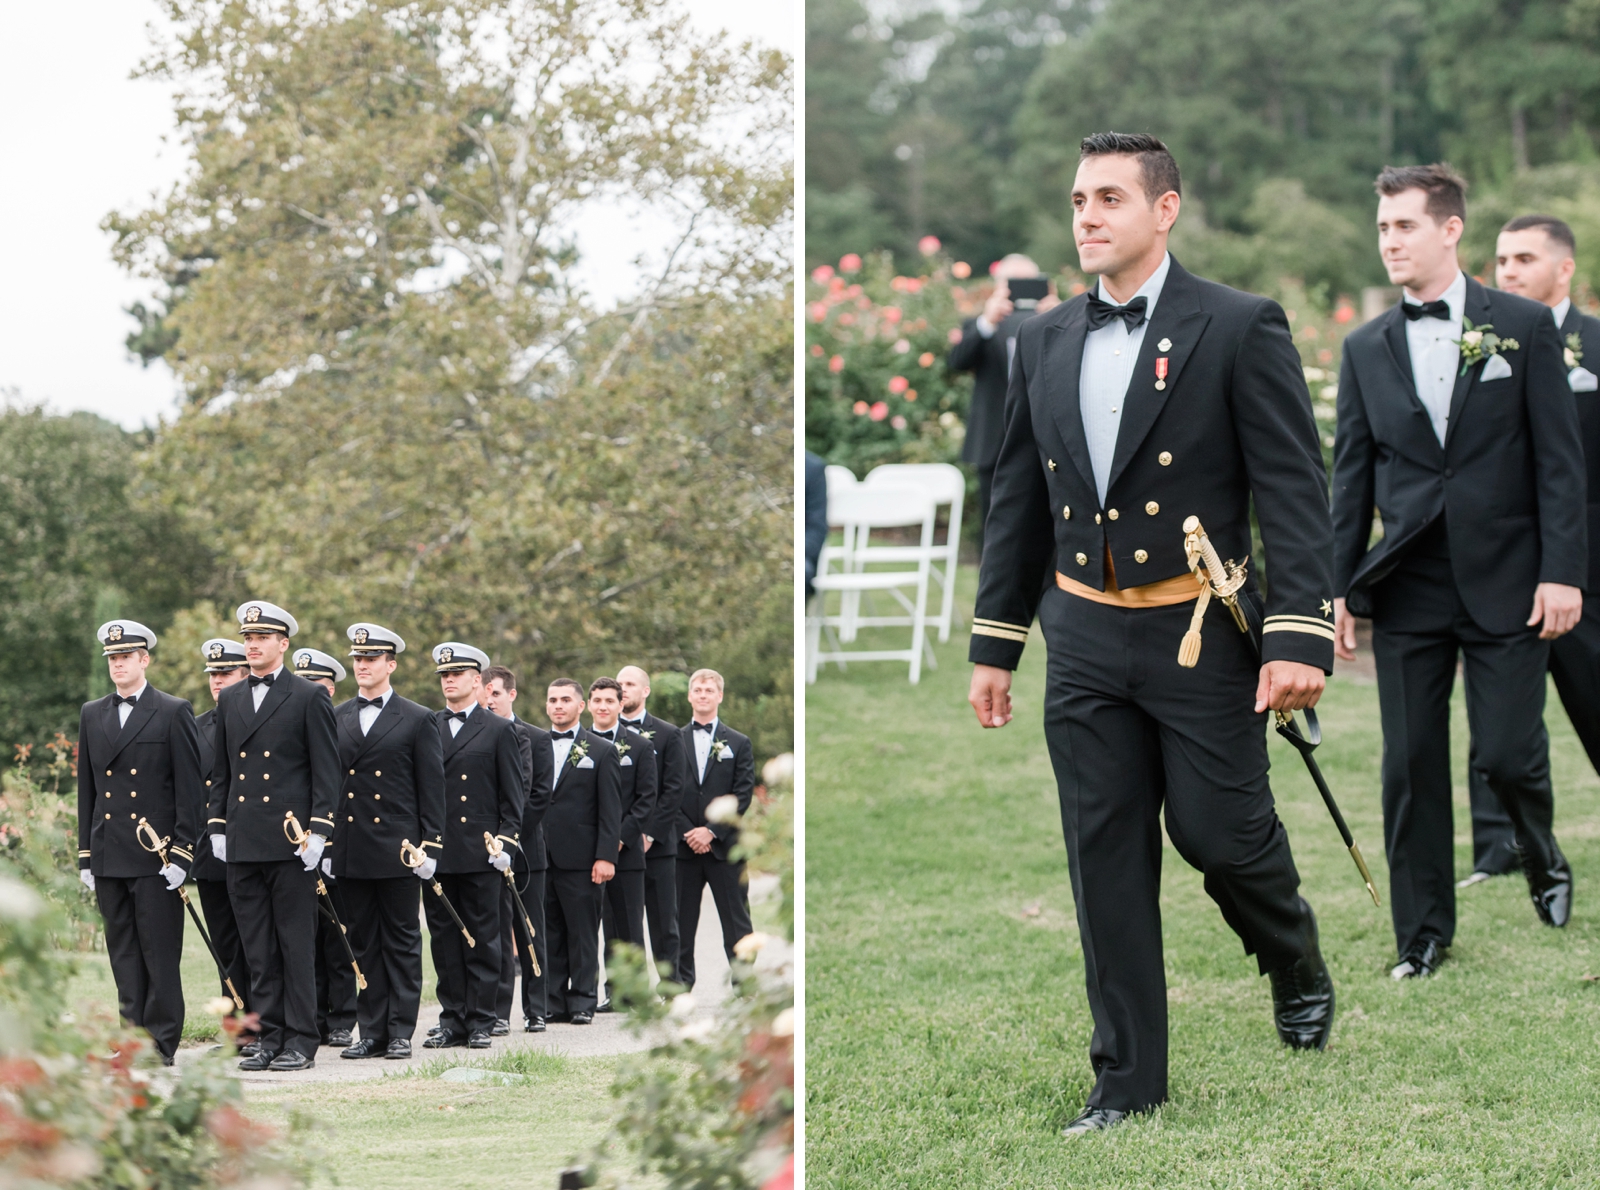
[
  {"left": 228, "top": 859, "right": 320, "bottom": 1058},
  {"left": 97, "top": 874, "right": 187, "bottom": 1059},
  {"left": 1466, "top": 592, "right": 1600, "bottom": 873},
  {"left": 314, "top": 878, "right": 358, "bottom": 1038},
  {"left": 675, "top": 852, "right": 753, "bottom": 992},
  {"left": 424, "top": 870, "right": 502, "bottom": 1037},
  {"left": 545, "top": 867, "right": 602, "bottom": 1015},
  {"left": 342, "top": 876, "right": 423, "bottom": 1043},
  {"left": 493, "top": 868, "right": 548, "bottom": 1023},
  {"left": 644, "top": 851, "right": 679, "bottom": 979},
  {"left": 1038, "top": 585, "right": 1318, "bottom": 1114},
  {"left": 195, "top": 877, "right": 252, "bottom": 1014},
  {"left": 1371, "top": 530, "right": 1565, "bottom": 958},
  {"left": 601, "top": 866, "right": 648, "bottom": 1000}
]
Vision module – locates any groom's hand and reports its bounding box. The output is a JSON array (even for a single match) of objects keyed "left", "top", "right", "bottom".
[
  {"left": 1333, "top": 597, "right": 1358, "bottom": 661},
  {"left": 969, "top": 664, "right": 1014, "bottom": 728},
  {"left": 1528, "top": 582, "right": 1583, "bottom": 639},
  {"left": 1255, "top": 661, "right": 1325, "bottom": 714}
]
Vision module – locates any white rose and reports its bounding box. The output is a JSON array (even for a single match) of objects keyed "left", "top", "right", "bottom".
[
  {"left": 1566, "top": 347, "right": 1579, "bottom": 369},
  {"left": 1461, "top": 330, "right": 1484, "bottom": 348}
]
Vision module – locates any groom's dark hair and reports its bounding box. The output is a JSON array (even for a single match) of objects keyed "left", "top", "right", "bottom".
[
  {"left": 1375, "top": 163, "right": 1467, "bottom": 224},
  {"left": 1079, "top": 131, "right": 1181, "bottom": 205}
]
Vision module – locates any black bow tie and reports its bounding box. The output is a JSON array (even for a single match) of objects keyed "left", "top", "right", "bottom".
[
  {"left": 551, "top": 729, "right": 576, "bottom": 740},
  {"left": 248, "top": 672, "right": 275, "bottom": 688},
  {"left": 691, "top": 721, "right": 715, "bottom": 733},
  {"left": 446, "top": 710, "right": 469, "bottom": 722},
  {"left": 1085, "top": 291, "right": 1148, "bottom": 333},
  {"left": 358, "top": 696, "right": 384, "bottom": 708},
  {"left": 593, "top": 728, "right": 615, "bottom": 740},
  {"left": 1402, "top": 298, "right": 1452, "bottom": 322},
  {"left": 112, "top": 693, "right": 139, "bottom": 707},
  {"left": 621, "top": 718, "right": 644, "bottom": 728}
]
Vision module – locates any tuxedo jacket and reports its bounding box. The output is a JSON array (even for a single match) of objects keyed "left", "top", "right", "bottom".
[
  {"left": 597, "top": 725, "right": 658, "bottom": 872},
  {"left": 629, "top": 710, "right": 685, "bottom": 858},
  {"left": 677, "top": 721, "right": 755, "bottom": 863},
  {"left": 968, "top": 257, "right": 1336, "bottom": 672},
  {"left": 949, "top": 308, "right": 1034, "bottom": 470},
  {"left": 208, "top": 669, "right": 340, "bottom": 862},
  {"left": 1332, "top": 277, "right": 1586, "bottom": 633},
  {"left": 434, "top": 706, "right": 526, "bottom": 875},
  {"left": 511, "top": 715, "right": 554, "bottom": 873},
  {"left": 330, "top": 693, "right": 445, "bottom": 880},
  {"left": 1560, "top": 303, "right": 1600, "bottom": 593},
  {"left": 542, "top": 726, "right": 623, "bottom": 871},
  {"left": 190, "top": 707, "right": 224, "bottom": 880},
  {"left": 77, "top": 686, "right": 204, "bottom": 878}
]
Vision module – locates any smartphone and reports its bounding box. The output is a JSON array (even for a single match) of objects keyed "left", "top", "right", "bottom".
[{"left": 1006, "top": 276, "right": 1049, "bottom": 309}]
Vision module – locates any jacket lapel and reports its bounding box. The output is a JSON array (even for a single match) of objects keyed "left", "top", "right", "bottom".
[
  {"left": 336, "top": 702, "right": 360, "bottom": 764},
  {"left": 1378, "top": 303, "right": 1443, "bottom": 455},
  {"left": 1443, "top": 278, "right": 1494, "bottom": 451},
  {"left": 1041, "top": 303, "right": 1097, "bottom": 496},
  {"left": 1561, "top": 302, "right": 1583, "bottom": 341},
  {"left": 552, "top": 727, "right": 586, "bottom": 792},
  {"left": 349, "top": 697, "right": 403, "bottom": 764},
  {"left": 107, "top": 690, "right": 160, "bottom": 764},
  {"left": 236, "top": 672, "right": 294, "bottom": 748},
  {"left": 443, "top": 708, "right": 485, "bottom": 762},
  {"left": 1105, "top": 261, "right": 1210, "bottom": 494}
]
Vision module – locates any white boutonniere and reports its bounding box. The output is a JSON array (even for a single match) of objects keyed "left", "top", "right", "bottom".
[
  {"left": 1566, "top": 332, "right": 1584, "bottom": 369},
  {"left": 1456, "top": 319, "right": 1519, "bottom": 376},
  {"left": 569, "top": 739, "right": 590, "bottom": 767},
  {"left": 711, "top": 739, "right": 732, "bottom": 761},
  {"left": 614, "top": 736, "right": 631, "bottom": 758},
  {"left": 639, "top": 729, "right": 656, "bottom": 740}
]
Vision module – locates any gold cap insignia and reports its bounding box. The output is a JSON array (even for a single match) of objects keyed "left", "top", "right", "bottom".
[
  {"left": 296, "top": 651, "right": 312, "bottom": 668},
  {"left": 354, "top": 627, "right": 369, "bottom": 645},
  {"left": 107, "top": 625, "right": 124, "bottom": 642},
  {"left": 245, "top": 605, "right": 262, "bottom": 623},
  {"left": 207, "top": 643, "right": 223, "bottom": 660},
  {"left": 438, "top": 647, "right": 454, "bottom": 664}
]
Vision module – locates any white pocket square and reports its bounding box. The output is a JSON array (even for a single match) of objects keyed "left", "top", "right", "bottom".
[
  {"left": 1570, "top": 366, "right": 1599, "bottom": 393},
  {"left": 576, "top": 756, "right": 595, "bottom": 768},
  {"left": 718, "top": 749, "right": 733, "bottom": 761},
  {"left": 619, "top": 755, "right": 633, "bottom": 766},
  {"left": 1480, "top": 353, "right": 1513, "bottom": 382}
]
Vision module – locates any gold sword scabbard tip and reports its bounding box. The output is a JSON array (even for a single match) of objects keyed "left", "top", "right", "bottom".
[{"left": 1349, "top": 843, "right": 1381, "bottom": 907}]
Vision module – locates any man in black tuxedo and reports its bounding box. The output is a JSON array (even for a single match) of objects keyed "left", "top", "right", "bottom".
[
  {"left": 948, "top": 254, "right": 1059, "bottom": 536},
  {"left": 969, "top": 133, "right": 1339, "bottom": 1135},
  {"left": 208, "top": 600, "right": 339, "bottom": 1072},
  {"left": 542, "top": 678, "right": 622, "bottom": 1023},
  {"left": 331, "top": 623, "right": 444, "bottom": 1061},
  {"left": 192, "top": 638, "right": 253, "bottom": 1026},
  {"left": 618, "top": 665, "right": 687, "bottom": 979},
  {"left": 482, "top": 665, "right": 553, "bottom": 1034},
  {"left": 1332, "top": 166, "right": 1585, "bottom": 978},
  {"left": 1459, "top": 216, "right": 1600, "bottom": 884},
  {"left": 589, "top": 676, "right": 658, "bottom": 1010},
  {"left": 77, "top": 620, "right": 205, "bottom": 1064},
  {"left": 424, "top": 642, "right": 526, "bottom": 1049},
  {"left": 675, "top": 668, "right": 756, "bottom": 992}
]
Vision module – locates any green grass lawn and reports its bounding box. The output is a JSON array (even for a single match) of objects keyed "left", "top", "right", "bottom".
[{"left": 806, "top": 569, "right": 1600, "bottom": 1188}]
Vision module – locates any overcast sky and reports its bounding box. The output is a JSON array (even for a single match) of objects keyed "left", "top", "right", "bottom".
[{"left": 0, "top": 1, "right": 794, "bottom": 431}]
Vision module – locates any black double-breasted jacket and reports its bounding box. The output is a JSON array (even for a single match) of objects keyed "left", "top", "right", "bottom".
[
  {"left": 77, "top": 686, "right": 204, "bottom": 878},
  {"left": 542, "top": 726, "right": 623, "bottom": 872},
  {"left": 434, "top": 705, "right": 526, "bottom": 875},
  {"left": 628, "top": 710, "right": 684, "bottom": 858},
  {"left": 967, "top": 256, "right": 1337, "bottom": 672},
  {"left": 207, "top": 668, "right": 341, "bottom": 863},
  {"left": 677, "top": 721, "right": 755, "bottom": 863},
  {"left": 510, "top": 715, "right": 554, "bottom": 873},
  {"left": 1560, "top": 303, "right": 1600, "bottom": 594},
  {"left": 1332, "top": 276, "right": 1586, "bottom": 633},
  {"left": 329, "top": 692, "right": 445, "bottom": 880},
  {"left": 600, "top": 725, "right": 658, "bottom": 872}
]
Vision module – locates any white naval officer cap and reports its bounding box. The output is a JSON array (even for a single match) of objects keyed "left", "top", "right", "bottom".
[
  {"left": 201, "top": 638, "right": 249, "bottom": 671},
  {"left": 97, "top": 619, "right": 157, "bottom": 655},
  {"left": 235, "top": 600, "right": 299, "bottom": 636},
  {"left": 347, "top": 622, "right": 406, "bottom": 656},
  {"left": 293, "top": 647, "right": 347, "bottom": 683},
  {"left": 432, "top": 641, "right": 490, "bottom": 673}
]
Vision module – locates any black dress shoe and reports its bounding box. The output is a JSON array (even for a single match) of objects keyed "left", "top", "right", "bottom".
[
  {"left": 238, "top": 1042, "right": 261, "bottom": 1060},
  {"left": 341, "top": 1038, "right": 387, "bottom": 1059},
  {"left": 1391, "top": 938, "right": 1446, "bottom": 980},
  {"left": 427, "top": 1024, "right": 441, "bottom": 1037},
  {"left": 491, "top": 1018, "right": 510, "bottom": 1037},
  {"left": 525, "top": 1017, "right": 547, "bottom": 1033},
  {"left": 546, "top": 1011, "right": 572, "bottom": 1025},
  {"left": 161, "top": 1053, "right": 175, "bottom": 1067},
  {"left": 238, "top": 1049, "right": 278, "bottom": 1071},
  {"left": 385, "top": 1039, "right": 412, "bottom": 1060},
  {"left": 468, "top": 1030, "right": 493, "bottom": 1049},
  {"left": 1268, "top": 951, "right": 1335, "bottom": 1050},
  {"left": 1524, "top": 853, "right": 1573, "bottom": 928},
  {"left": 268, "top": 1050, "right": 315, "bottom": 1071},
  {"left": 570, "top": 1011, "right": 593, "bottom": 1025},
  {"left": 595, "top": 999, "right": 614, "bottom": 1014},
  {"left": 424, "top": 1030, "right": 465, "bottom": 1049},
  {"left": 1061, "top": 1106, "right": 1127, "bottom": 1138},
  {"left": 325, "top": 1029, "right": 353, "bottom": 1048}
]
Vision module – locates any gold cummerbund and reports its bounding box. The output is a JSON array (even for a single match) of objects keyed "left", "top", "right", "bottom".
[{"left": 1057, "top": 549, "right": 1204, "bottom": 609}]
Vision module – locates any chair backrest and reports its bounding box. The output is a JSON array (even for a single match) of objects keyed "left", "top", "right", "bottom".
[
  {"left": 863, "top": 462, "right": 965, "bottom": 505},
  {"left": 828, "top": 484, "right": 937, "bottom": 533},
  {"left": 825, "top": 465, "right": 862, "bottom": 525}
]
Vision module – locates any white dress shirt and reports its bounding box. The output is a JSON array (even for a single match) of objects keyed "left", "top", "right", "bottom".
[
  {"left": 358, "top": 688, "right": 392, "bottom": 735},
  {"left": 690, "top": 717, "right": 719, "bottom": 781},
  {"left": 1403, "top": 270, "right": 1467, "bottom": 446},
  {"left": 251, "top": 665, "right": 283, "bottom": 711},
  {"left": 1080, "top": 253, "right": 1172, "bottom": 504},
  {"left": 116, "top": 680, "right": 149, "bottom": 727},
  {"left": 447, "top": 701, "right": 476, "bottom": 737},
  {"left": 1553, "top": 297, "right": 1572, "bottom": 330},
  {"left": 551, "top": 727, "right": 578, "bottom": 771}
]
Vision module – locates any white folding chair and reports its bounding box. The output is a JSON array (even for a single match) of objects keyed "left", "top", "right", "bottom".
[
  {"left": 859, "top": 463, "right": 966, "bottom": 641},
  {"left": 806, "top": 486, "right": 938, "bottom": 685}
]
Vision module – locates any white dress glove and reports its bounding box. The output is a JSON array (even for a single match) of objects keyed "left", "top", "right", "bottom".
[
  {"left": 159, "top": 863, "right": 186, "bottom": 891},
  {"left": 80, "top": 869, "right": 96, "bottom": 892},
  {"left": 415, "top": 856, "right": 438, "bottom": 881},
  {"left": 211, "top": 835, "right": 227, "bottom": 862},
  {"left": 489, "top": 849, "right": 512, "bottom": 873},
  {"left": 321, "top": 857, "right": 335, "bottom": 879},
  {"left": 300, "top": 833, "right": 327, "bottom": 872}
]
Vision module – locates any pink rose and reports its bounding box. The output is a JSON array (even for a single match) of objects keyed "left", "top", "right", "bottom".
[
  {"left": 918, "top": 235, "right": 941, "bottom": 255},
  {"left": 887, "top": 375, "right": 909, "bottom": 394},
  {"left": 809, "top": 343, "right": 824, "bottom": 358},
  {"left": 947, "top": 326, "right": 963, "bottom": 344},
  {"left": 840, "top": 253, "right": 863, "bottom": 273},
  {"left": 811, "top": 265, "right": 834, "bottom": 285},
  {"left": 808, "top": 303, "right": 828, "bottom": 322},
  {"left": 952, "top": 261, "right": 972, "bottom": 279},
  {"left": 892, "top": 415, "right": 908, "bottom": 429},
  {"left": 918, "top": 352, "right": 935, "bottom": 367},
  {"left": 829, "top": 355, "right": 845, "bottom": 373},
  {"left": 869, "top": 401, "right": 889, "bottom": 421},
  {"left": 882, "top": 306, "right": 902, "bottom": 325},
  {"left": 852, "top": 401, "right": 869, "bottom": 415}
]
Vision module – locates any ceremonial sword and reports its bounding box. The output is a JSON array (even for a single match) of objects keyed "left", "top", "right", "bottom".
[
  {"left": 484, "top": 832, "right": 541, "bottom": 976},
  {"left": 135, "top": 818, "right": 245, "bottom": 1010},
  {"left": 399, "top": 838, "right": 476, "bottom": 947},
  {"left": 1177, "top": 516, "right": 1381, "bottom": 907},
  {"left": 283, "top": 811, "right": 367, "bottom": 988}
]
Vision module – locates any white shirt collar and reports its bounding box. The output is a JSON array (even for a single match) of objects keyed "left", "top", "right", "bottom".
[
  {"left": 1553, "top": 297, "right": 1573, "bottom": 329},
  {"left": 1095, "top": 252, "right": 1172, "bottom": 325},
  {"left": 1403, "top": 270, "right": 1467, "bottom": 326},
  {"left": 119, "top": 680, "right": 149, "bottom": 701}
]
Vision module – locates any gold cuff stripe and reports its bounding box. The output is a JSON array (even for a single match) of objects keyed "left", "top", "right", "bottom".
[
  {"left": 207, "top": 817, "right": 227, "bottom": 824},
  {"left": 973, "top": 617, "right": 1030, "bottom": 632},
  {"left": 1265, "top": 614, "right": 1336, "bottom": 627},
  {"left": 422, "top": 839, "right": 442, "bottom": 849},
  {"left": 310, "top": 817, "right": 335, "bottom": 827},
  {"left": 1263, "top": 622, "right": 1337, "bottom": 641},
  {"left": 170, "top": 848, "right": 193, "bottom": 861},
  {"left": 972, "top": 624, "right": 1030, "bottom": 643},
  {"left": 78, "top": 850, "right": 91, "bottom": 857}
]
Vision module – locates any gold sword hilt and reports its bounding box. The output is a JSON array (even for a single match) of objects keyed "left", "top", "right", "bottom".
[
  {"left": 1183, "top": 516, "right": 1250, "bottom": 632},
  {"left": 402, "top": 838, "right": 477, "bottom": 949},
  {"left": 485, "top": 833, "right": 540, "bottom": 976},
  {"left": 136, "top": 817, "right": 194, "bottom": 907}
]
